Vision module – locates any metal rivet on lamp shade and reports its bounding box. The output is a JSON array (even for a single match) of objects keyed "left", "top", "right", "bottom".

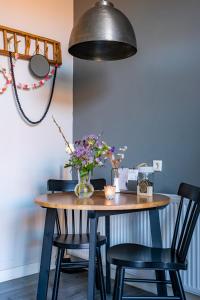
[{"left": 68, "top": 0, "right": 137, "bottom": 61}]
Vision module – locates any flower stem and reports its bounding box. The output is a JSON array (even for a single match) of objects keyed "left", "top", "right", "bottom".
[{"left": 52, "top": 115, "right": 73, "bottom": 154}]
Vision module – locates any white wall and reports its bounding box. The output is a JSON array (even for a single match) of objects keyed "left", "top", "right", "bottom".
[{"left": 0, "top": 0, "right": 73, "bottom": 282}]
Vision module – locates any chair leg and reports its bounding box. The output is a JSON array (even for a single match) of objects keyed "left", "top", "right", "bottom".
[
  {"left": 52, "top": 248, "right": 64, "bottom": 300},
  {"left": 169, "top": 270, "right": 179, "bottom": 297},
  {"left": 176, "top": 271, "right": 186, "bottom": 300},
  {"left": 169, "top": 270, "right": 186, "bottom": 300},
  {"left": 113, "top": 266, "right": 125, "bottom": 300},
  {"left": 95, "top": 249, "right": 100, "bottom": 291},
  {"left": 95, "top": 267, "right": 100, "bottom": 290},
  {"left": 96, "top": 247, "right": 106, "bottom": 300},
  {"left": 112, "top": 269, "right": 118, "bottom": 300},
  {"left": 155, "top": 270, "right": 168, "bottom": 296}
]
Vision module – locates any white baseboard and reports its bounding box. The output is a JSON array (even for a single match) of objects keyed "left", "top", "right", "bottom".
[
  {"left": 0, "top": 262, "right": 40, "bottom": 283},
  {"left": 0, "top": 249, "right": 57, "bottom": 284},
  {"left": 0, "top": 260, "right": 56, "bottom": 283}
]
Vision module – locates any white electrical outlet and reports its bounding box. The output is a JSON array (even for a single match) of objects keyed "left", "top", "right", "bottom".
[{"left": 153, "top": 160, "right": 163, "bottom": 172}]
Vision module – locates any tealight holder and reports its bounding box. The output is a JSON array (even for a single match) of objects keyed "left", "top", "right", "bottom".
[{"left": 104, "top": 185, "right": 116, "bottom": 200}]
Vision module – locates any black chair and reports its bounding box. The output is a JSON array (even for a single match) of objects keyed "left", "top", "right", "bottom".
[
  {"left": 108, "top": 182, "right": 200, "bottom": 300},
  {"left": 48, "top": 179, "right": 107, "bottom": 300}
]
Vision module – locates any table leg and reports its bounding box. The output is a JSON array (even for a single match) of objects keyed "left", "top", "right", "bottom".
[
  {"left": 105, "top": 215, "right": 111, "bottom": 294},
  {"left": 88, "top": 214, "right": 98, "bottom": 300},
  {"left": 37, "top": 208, "right": 56, "bottom": 300},
  {"left": 149, "top": 209, "right": 167, "bottom": 296}
]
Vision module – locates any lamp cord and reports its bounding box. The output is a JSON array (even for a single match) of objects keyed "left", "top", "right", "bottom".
[{"left": 9, "top": 51, "right": 57, "bottom": 125}]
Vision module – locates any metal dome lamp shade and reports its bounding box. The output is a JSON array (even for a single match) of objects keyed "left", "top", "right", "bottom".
[{"left": 68, "top": 0, "right": 137, "bottom": 61}]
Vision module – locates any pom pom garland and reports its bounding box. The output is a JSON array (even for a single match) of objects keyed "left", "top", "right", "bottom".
[
  {"left": 0, "top": 53, "right": 56, "bottom": 95},
  {"left": 12, "top": 54, "right": 55, "bottom": 91},
  {"left": 0, "top": 66, "right": 11, "bottom": 95}
]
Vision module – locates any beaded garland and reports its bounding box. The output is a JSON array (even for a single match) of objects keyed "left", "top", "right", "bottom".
[
  {"left": 0, "top": 53, "right": 57, "bottom": 95},
  {"left": 0, "top": 66, "right": 12, "bottom": 94}
]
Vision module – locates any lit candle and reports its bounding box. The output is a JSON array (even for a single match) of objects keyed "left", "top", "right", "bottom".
[{"left": 104, "top": 185, "right": 116, "bottom": 200}]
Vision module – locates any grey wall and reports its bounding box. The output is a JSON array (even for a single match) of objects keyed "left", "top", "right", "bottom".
[{"left": 73, "top": 0, "right": 200, "bottom": 194}]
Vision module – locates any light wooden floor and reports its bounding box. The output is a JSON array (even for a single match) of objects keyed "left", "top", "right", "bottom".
[{"left": 0, "top": 270, "right": 150, "bottom": 300}]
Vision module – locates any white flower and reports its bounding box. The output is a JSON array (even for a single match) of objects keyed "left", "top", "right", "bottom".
[
  {"left": 117, "top": 153, "right": 125, "bottom": 159},
  {"left": 66, "top": 143, "right": 74, "bottom": 154},
  {"left": 119, "top": 146, "right": 128, "bottom": 152}
]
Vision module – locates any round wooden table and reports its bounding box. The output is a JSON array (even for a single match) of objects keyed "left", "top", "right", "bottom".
[{"left": 35, "top": 191, "right": 170, "bottom": 300}]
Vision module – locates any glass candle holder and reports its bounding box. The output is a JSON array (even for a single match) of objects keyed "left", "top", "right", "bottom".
[{"left": 104, "top": 185, "right": 116, "bottom": 200}]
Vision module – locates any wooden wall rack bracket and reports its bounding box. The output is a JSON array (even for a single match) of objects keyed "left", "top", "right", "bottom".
[{"left": 0, "top": 24, "right": 62, "bottom": 66}]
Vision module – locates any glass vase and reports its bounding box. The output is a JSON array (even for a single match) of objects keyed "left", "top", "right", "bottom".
[
  {"left": 112, "top": 168, "right": 120, "bottom": 193},
  {"left": 74, "top": 170, "right": 94, "bottom": 199}
]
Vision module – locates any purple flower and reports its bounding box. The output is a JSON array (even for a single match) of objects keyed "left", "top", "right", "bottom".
[
  {"left": 88, "top": 134, "right": 98, "bottom": 140},
  {"left": 96, "top": 140, "right": 103, "bottom": 148},
  {"left": 64, "top": 133, "right": 118, "bottom": 172},
  {"left": 74, "top": 145, "right": 87, "bottom": 158},
  {"left": 82, "top": 160, "right": 87, "bottom": 166},
  {"left": 110, "top": 146, "right": 115, "bottom": 153},
  {"left": 83, "top": 134, "right": 98, "bottom": 142},
  {"left": 88, "top": 156, "right": 94, "bottom": 164}
]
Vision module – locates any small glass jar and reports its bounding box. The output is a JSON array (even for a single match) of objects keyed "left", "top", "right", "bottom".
[{"left": 137, "top": 167, "right": 154, "bottom": 196}]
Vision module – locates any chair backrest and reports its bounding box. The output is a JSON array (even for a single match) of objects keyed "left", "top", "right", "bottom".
[
  {"left": 47, "top": 178, "right": 106, "bottom": 235},
  {"left": 171, "top": 182, "right": 200, "bottom": 262}
]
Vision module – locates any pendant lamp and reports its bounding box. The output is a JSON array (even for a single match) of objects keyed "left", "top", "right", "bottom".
[{"left": 68, "top": 0, "right": 137, "bottom": 61}]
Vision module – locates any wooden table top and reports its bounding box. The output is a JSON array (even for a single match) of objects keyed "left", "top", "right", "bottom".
[{"left": 35, "top": 191, "right": 170, "bottom": 211}]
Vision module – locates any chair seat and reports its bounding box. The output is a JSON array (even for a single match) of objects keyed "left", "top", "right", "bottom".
[
  {"left": 108, "top": 243, "right": 187, "bottom": 270},
  {"left": 53, "top": 233, "right": 106, "bottom": 249}
]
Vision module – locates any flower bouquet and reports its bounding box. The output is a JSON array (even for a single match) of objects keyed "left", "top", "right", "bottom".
[
  {"left": 53, "top": 117, "right": 114, "bottom": 198},
  {"left": 53, "top": 117, "right": 127, "bottom": 198},
  {"left": 66, "top": 135, "right": 114, "bottom": 198}
]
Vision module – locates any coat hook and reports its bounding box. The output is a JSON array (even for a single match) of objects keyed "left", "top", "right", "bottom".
[
  {"left": 15, "top": 39, "right": 21, "bottom": 53},
  {"left": 7, "top": 35, "right": 14, "bottom": 43}
]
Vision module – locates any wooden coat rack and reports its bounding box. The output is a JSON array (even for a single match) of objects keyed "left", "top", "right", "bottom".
[{"left": 0, "top": 24, "right": 62, "bottom": 66}]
